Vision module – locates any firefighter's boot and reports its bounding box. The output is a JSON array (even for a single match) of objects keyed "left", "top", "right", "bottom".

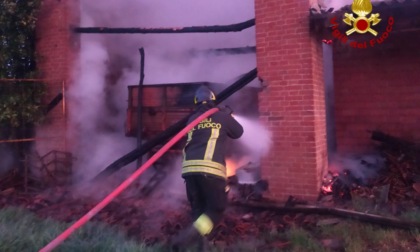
[
  {"left": 197, "top": 236, "right": 211, "bottom": 252},
  {"left": 170, "top": 226, "right": 201, "bottom": 252}
]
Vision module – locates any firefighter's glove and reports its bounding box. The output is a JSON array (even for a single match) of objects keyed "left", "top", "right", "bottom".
[{"left": 218, "top": 105, "right": 233, "bottom": 115}]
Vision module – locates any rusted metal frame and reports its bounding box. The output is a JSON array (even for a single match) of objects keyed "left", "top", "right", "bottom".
[
  {"left": 73, "top": 19, "right": 255, "bottom": 34},
  {"left": 92, "top": 68, "right": 258, "bottom": 182}
]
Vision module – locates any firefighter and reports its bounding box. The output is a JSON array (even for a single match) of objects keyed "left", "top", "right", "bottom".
[{"left": 170, "top": 85, "right": 244, "bottom": 251}]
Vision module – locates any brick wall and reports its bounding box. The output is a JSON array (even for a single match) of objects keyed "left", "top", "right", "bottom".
[
  {"left": 334, "top": 32, "right": 420, "bottom": 152},
  {"left": 254, "top": 0, "right": 327, "bottom": 201},
  {"left": 35, "top": 0, "right": 79, "bottom": 154}
]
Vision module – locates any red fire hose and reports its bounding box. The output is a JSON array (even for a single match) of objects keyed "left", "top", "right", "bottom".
[{"left": 39, "top": 107, "right": 219, "bottom": 252}]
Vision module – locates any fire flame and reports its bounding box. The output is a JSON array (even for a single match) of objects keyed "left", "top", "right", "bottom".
[
  {"left": 322, "top": 184, "right": 333, "bottom": 193},
  {"left": 226, "top": 159, "right": 237, "bottom": 177},
  {"left": 321, "top": 171, "right": 339, "bottom": 194}
]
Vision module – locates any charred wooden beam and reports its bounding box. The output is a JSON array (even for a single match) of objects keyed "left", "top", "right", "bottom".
[
  {"left": 205, "top": 46, "right": 256, "bottom": 55},
  {"left": 188, "top": 46, "right": 256, "bottom": 57},
  {"left": 44, "top": 93, "right": 63, "bottom": 115},
  {"left": 232, "top": 200, "right": 420, "bottom": 230},
  {"left": 371, "top": 130, "right": 420, "bottom": 151},
  {"left": 137, "top": 48, "right": 145, "bottom": 167},
  {"left": 92, "top": 68, "right": 258, "bottom": 182},
  {"left": 74, "top": 19, "right": 255, "bottom": 34},
  {"left": 0, "top": 79, "right": 46, "bottom": 83},
  {"left": 0, "top": 138, "right": 37, "bottom": 143}
]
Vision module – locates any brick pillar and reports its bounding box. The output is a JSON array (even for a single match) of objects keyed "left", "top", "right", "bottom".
[
  {"left": 254, "top": 0, "right": 327, "bottom": 201},
  {"left": 35, "top": 0, "right": 79, "bottom": 154}
]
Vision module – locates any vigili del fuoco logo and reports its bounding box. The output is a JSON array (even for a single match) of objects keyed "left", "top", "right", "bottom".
[{"left": 330, "top": 0, "right": 394, "bottom": 49}]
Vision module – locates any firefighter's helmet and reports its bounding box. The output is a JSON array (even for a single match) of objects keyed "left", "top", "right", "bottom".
[{"left": 194, "top": 86, "right": 216, "bottom": 104}]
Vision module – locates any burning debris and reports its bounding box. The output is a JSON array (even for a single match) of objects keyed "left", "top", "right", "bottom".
[
  {"left": 320, "top": 155, "right": 384, "bottom": 202},
  {"left": 227, "top": 162, "right": 268, "bottom": 201},
  {"left": 320, "top": 130, "right": 420, "bottom": 206}
]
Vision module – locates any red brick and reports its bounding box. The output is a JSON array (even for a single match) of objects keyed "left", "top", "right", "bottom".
[
  {"left": 334, "top": 32, "right": 420, "bottom": 150},
  {"left": 35, "top": 0, "right": 79, "bottom": 154},
  {"left": 255, "top": 0, "right": 327, "bottom": 202}
]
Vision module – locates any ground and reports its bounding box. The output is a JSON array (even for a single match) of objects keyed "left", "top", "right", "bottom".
[
  {"left": 1, "top": 181, "right": 284, "bottom": 247},
  {"left": 1, "top": 155, "right": 420, "bottom": 252}
]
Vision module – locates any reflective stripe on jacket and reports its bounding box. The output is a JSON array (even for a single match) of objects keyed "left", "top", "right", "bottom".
[
  {"left": 182, "top": 104, "right": 243, "bottom": 179},
  {"left": 182, "top": 160, "right": 227, "bottom": 178}
]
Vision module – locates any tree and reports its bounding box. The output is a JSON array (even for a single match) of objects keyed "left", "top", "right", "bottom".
[
  {"left": 0, "top": 0, "right": 44, "bottom": 130},
  {"left": 0, "top": 0, "right": 44, "bottom": 174}
]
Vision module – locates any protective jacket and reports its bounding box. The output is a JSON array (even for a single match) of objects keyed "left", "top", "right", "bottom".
[{"left": 182, "top": 103, "right": 243, "bottom": 180}]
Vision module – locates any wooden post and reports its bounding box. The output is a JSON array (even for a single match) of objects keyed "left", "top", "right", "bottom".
[
  {"left": 137, "top": 48, "right": 145, "bottom": 166},
  {"left": 24, "top": 154, "right": 28, "bottom": 193}
]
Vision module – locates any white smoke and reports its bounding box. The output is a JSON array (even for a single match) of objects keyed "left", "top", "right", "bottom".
[
  {"left": 232, "top": 115, "right": 273, "bottom": 163},
  {"left": 328, "top": 153, "right": 385, "bottom": 183},
  {"left": 68, "top": 0, "right": 257, "bottom": 180},
  {"left": 79, "top": 0, "right": 256, "bottom": 84}
]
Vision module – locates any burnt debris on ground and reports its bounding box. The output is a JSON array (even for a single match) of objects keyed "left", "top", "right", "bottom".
[{"left": 319, "top": 130, "right": 420, "bottom": 209}]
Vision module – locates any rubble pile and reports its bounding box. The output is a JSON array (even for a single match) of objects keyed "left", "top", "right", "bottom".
[{"left": 321, "top": 130, "right": 420, "bottom": 207}]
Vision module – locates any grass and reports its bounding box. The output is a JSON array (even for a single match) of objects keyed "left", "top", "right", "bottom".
[
  {"left": 0, "top": 207, "right": 164, "bottom": 252},
  {"left": 257, "top": 221, "right": 419, "bottom": 252},
  {"left": 400, "top": 207, "right": 420, "bottom": 222},
  {"left": 318, "top": 220, "right": 419, "bottom": 252},
  {"left": 313, "top": 198, "right": 420, "bottom": 252},
  {"left": 256, "top": 206, "right": 420, "bottom": 252},
  {"left": 1, "top": 205, "right": 420, "bottom": 252},
  {"left": 286, "top": 227, "right": 325, "bottom": 252}
]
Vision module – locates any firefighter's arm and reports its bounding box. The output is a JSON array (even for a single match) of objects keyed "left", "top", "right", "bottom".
[
  {"left": 224, "top": 112, "right": 243, "bottom": 139},
  {"left": 227, "top": 117, "right": 243, "bottom": 139},
  {"left": 217, "top": 105, "right": 233, "bottom": 115}
]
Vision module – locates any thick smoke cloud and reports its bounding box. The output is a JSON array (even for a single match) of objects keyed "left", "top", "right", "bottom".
[
  {"left": 79, "top": 0, "right": 256, "bottom": 84},
  {"left": 69, "top": 0, "right": 259, "bottom": 181},
  {"left": 70, "top": 0, "right": 389, "bottom": 182}
]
